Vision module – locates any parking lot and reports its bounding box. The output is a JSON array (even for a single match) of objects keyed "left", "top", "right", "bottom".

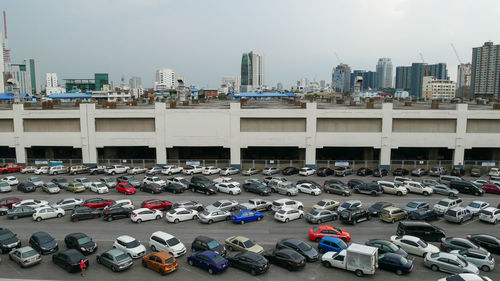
[{"left": 0, "top": 171, "right": 499, "bottom": 281}]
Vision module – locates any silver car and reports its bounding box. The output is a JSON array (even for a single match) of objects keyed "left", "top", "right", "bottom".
[
  {"left": 444, "top": 207, "right": 473, "bottom": 224},
  {"left": 198, "top": 209, "right": 231, "bottom": 224},
  {"left": 42, "top": 183, "right": 60, "bottom": 194},
  {"left": 305, "top": 209, "right": 338, "bottom": 224},
  {"left": 205, "top": 200, "right": 239, "bottom": 212},
  {"left": 450, "top": 249, "right": 495, "bottom": 272},
  {"left": 0, "top": 181, "right": 12, "bottom": 192},
  {"left": 50, "top": 198, "right": 83, "bottom": 210},
  {"left": 432, "top": 184, "right": 460, "bottom": 196},
  {"left": 424, "top": 252, "right": 479, "bottom": 274},
  {"left": 99, "top": 177, "right": 116, "bottom": 189},
  {"left": 96, "top": 248, "right": 134, "bottom": 272},
  {"left": 172, "top": 200, "right": 204, "bottom": 212},
  {"left": 9, "top": 246, "right": 41, "bottom": 267}
]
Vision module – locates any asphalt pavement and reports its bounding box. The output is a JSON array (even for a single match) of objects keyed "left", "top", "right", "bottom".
[{"left": 0, "top": 171, "right": 499, "bottom": 281}]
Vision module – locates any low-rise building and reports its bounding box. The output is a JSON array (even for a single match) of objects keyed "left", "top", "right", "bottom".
[{"left": 422, "top": 76, "right": 456, "bottom": 100}]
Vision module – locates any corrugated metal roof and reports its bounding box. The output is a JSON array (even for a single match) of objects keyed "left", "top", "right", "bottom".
[
  {"left": 232, "top": 92, "right": 295, "bottom": 98},
  {"left": 49, "top": 93, "right": 92, "bottom": 99},
  {"left": 0, "top": 93, "right": 29, "bottom": 100}
]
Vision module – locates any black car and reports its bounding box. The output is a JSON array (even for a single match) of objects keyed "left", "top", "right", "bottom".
[
  {"left": 71, "top": 206, "right": 101, "bottom": 222},
  {"left": 373, "top": 168, "right": 389, "bottom": 177},
  {"left": 317, "top": 167, "right": 334, "bottom": 177},
  {"left": 190, "top": 176, "right": 217, "bottom": 195},
  {"left": 164, "top": 183, "right": 186, "bottom": 193},
  {"left": 378, "top": 253, "right": 413, "bottom": 275},
  {"left": 357, "top": 168, "right": 372, "bottom": 176},
  {"left": 191, "top": 236, "right": 227, "bottom": 257},
  {"left": 7, "top": 206, "right": 36, "bottom": 220},
  {"left": 353, "top": 183, "right": 383, "bottom": 195},
  {"left": 440, "top": 237, "right": 483, "bottom": 252},
  {"left": 392, "top": 168, "right": 409, "bottom": 176},
  {"left": 17, "top": 182, "right": 36, "bottom": 193},
  {"left": 29, "top": 231, "right": 58, "bottom": 255},
  {"left": 368, "top": 202, "right": 393, "bottom": 216},
  {"left": 365, "top": 239, "right": 408, "bottom": 257},
  {"left": 339, "top": 208, "right": 371, "bottom": 225},
  {"left": 323, "top": 183, "right": 351, "bottom": 196},
  {"left": 52, "top": 249, "right": 89, "bottom": 273},
  {"left": 449, "top": 180, "right": 484, "bottom": 196},
  {"left": 276, "top": 238, "right": 319, "bottom": 262},
  {"left": 407, "top": 209, "right": 439, "bottom": 221},
  {"left": 347, "top": 179, "right": 364, "bottom": 188},
  {"left": 263, "top": 248, "right": 305, "bottom": 271},
  {"left": 64, "top": 233, "right": 97, "bottom": 255},
  {"left": 227, "top": 251, "right": 269, "bottom": 276},
  {"left": 243, "top": 183, "right": 271, "bottom": 196},
  {"left": 51, "top": 177, "right": 69, "bottom": 188},
  {"left": 396, "top": 221, "right": 445, "bottom": 242},
  {"left": 282, "top": 167, "right": 299, "bottom": 175},
  {"left": 466, "top": 234, "right": 500, "bottom": 255},
  {"left": 102, "top": 207, "right": 131, "bottom": 222},
  {"left": 323, "top": 179, "right": 345, "bottom": 186},
  {"left": 140, "top": 183, "right": 163, "bottom": 194},
  {"left": 0, "top": 228, "right": 21, "bottom": 253}
]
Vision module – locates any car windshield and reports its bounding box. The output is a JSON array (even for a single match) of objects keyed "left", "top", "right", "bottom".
[
  {"left": 96, "top": 183, "right": 105, "bottom": 188},
  {"left": 445, "top": 210, "right": 457, "bottom": 216},
  {"left": 372, "top": 202, "right": 385, "bottom": 208},
  {"left": 103, "top": 178, "right": 113, "bottom": 183},
  {"left": 212, "top": 255, "right": 225, "bottom": 263},
  {"left": 213, "top": 201, "right": 222, "bottom": 207},
  {"left": 417, "top": 240, "right": 427, "bottom": 248},
  {"left": 399, "top": 256, "right": 409, "bottom": 264},
  {"left": 116, "top": 253, "right": 130, "bottom": 262},
  {"left": 243, "top": 240, "right": 255, "bottom": 248},
  {"left": 387, "top": 243, "right": 399, "bottom": 251},
  {"left": 469, "top": 202, "right": 481, "bottom": 208},
  {"left": 125, "top": 240, "right": 140, "bottom": 248},
  {"left": 165, "top": 257, "right": 175, "bottom": 264},
  {"left": 201, "top": 211, "right": 210, "bottom": 216},
  {"left": 309, "top": 210, "right": 320, "bottom": 216},
  {"left": 180, "top": 179, "right": 188, "bottom": 184},
  {"left": 380, "top": 209, "right": 390, "bottom": 215},
  {"left": 338, "top": 239, "right": 348, "bottom": 249},
  {"left": 167, "top": 210, "right": 176, "bottom": 214},
  {"left": 407, "top": 202, "right": 419, "bottom": 208},
  {"left": 317, "top": 201, "right": 326, "bottom": 206},
  {"left": 340, "top": 202, "right": 349, "bottom": 208},
  {"left": 46, "top": 183, "right": 57, "bottom": 188},
  {"left": 0, "top": 232, "right": 14, "bottom": 240},
  {"left": 438, "top": 201, "right": 449, "bottom": 206},
  {"left": 22, "top": 249, "right": 38, "bottom": 258},
  {"left": 0, "top": 182, "right": 8, "bottom": 187},
  {"left": 480, "top": 210, "right": 492, "bottom": 216},
  {"left": 39, "top": 235, "right": 53, "bottom": 244},
  {"left": 31, "top": 177, "right": 41, "bottom": 182},
  {"left": 297, "top": 242, "right": 312, "bottom": 251},
  {"left": 207, "top": 240, "right": 220, "bottom": 249},
  {"left": 167, "top": 237, "right": 180, "bottom": 246},
  {"left": 80, "top": 179, "right": 90, "bottom": 183},
  {"left": 277, "top": 210, "right": 286, "bottom": 214},
  {"left": 77, "top": 237, "right": 92, "bottom": 245},
  {"left": 456, "top": 257, "right": 467, "bottom": 267}
]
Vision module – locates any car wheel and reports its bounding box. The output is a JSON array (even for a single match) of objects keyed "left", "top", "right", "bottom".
[
  {"left": 315, "top": 237, "right": 321, "bottom": 242},
  {"left": 57, "top": 213, "right": 63, "bottom": 218},
  {"left": 317, "top": 219, "right": 322, "bottom": 224},
  {"left": 36, "top": 217, "right": 42, "bottom": 222},
  {"left": 208, "top": 219, "right": 213, "bottom": 224},
  {"left": 355, "top": 269, "right": 364, "bottom": 277},
  {"left": 151, "top": 190, "right": 154, "bottom": 194},
  {"left": 228, "top": 246, "right": 233, "bottom": 251},
  {"left": 142, "top": 260, "right": 147, "bottom": 267},
  {"left": 267, "top": 205, "right": 272, "bottom": 211},
  {"left": 422, "top": 252, "right": 428, "bottom": 258},
  {"left": 423, "top": 191, "right": 429, "bottom": 196},
  {"left": 250, "top": 269, "right": 257, "bottom": 276},
  {"left": 391, "top": 218, "right": 395, "bottom": 223},
  {"left": 107, "top": 216, "right": 113, "bottom": 222},
  {"left": 240, "top": 220, "right": 245, "bottom": 224},
  {"left": 481, "top": 265, "right": 490, "bottom": 272},
  {"left": 197, "top": 206, "right": 203, "bottom": 212},
  {"left": 397, "top": 191, "right": 402, "bottom": 196},
  {"left": 474, "top": 192, "right": 480, "bottom": 196},
  {"left": 136, "top": 219, "right": 142, "bottom": 223},
  {"left": 151, "top": 245, "right": 156, "bottom": 252},
  {"left": 96, "top": 257, "right": 101, "bottom": 264},
  {"left": 352, "top": 219, "right": 357, "bottom": 225},
  {"left": 191, "top": 188, "right": 195, "bottom": 192},
  {"left": 94, "top": 214, "right": 99, "bottom": 219},
  {"left": 188, "top": 259, "right": 194, "bottom": 266},
  {"left": 396, "top": 269, "right": 403, "bottom": 275},
  {"left": 285, "top": 218, "right": 289, "bottom": 223},
  {"left": 299, "top": 214, "right": 303, "bottom": 219},
  {"left": 287, "top": 192, "right": 291, "bottom": 196},
  {"left": 72, "top": 217, "right": 78, "bottom": 222},
  {"left": 298, "top": 206, "right": 303, "bottom": 210},
  {"left": 319, "top": 247, "right": 325, "bottom": 254},
  {"left": 431, "top": 265, "right": 439, "bottom": 271},
  {"left": 208, "top": 268, "right": 214, "bottom": 274},
  {"left": 257, "top": 216, "right": 262, "bottom": 221},
  {"left": 156, "top": 215, "right": 161, "bottom": 220},
  {"left": 322, "top": 261, "right": 331, "bottom": 267},
  {"left": 13, "top": 215, "right": 18, "bottom": 220},
  {"left": 112, "top": 171, "right": 116, "bottom": 175}
]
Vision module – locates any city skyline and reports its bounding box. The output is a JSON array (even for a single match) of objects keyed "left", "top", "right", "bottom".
[{"left": 3, "top": 0, "right": 500, "bottom": 89}]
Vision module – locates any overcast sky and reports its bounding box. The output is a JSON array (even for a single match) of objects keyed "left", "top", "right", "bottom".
[{"left": 3, "top": 0, "right": 500, "bottom": 89}]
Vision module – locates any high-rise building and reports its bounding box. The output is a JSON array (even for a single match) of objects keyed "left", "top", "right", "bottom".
[
  {"left": 428, "top": 63, "right": 448, "bottom": 80},
  {"left": 0, "top": 32, "right": 4, "bottom": 93},
  {"left": 129, "top": 76, "right": 142, "bottom": 89},
  {"left": 376, "top": 58, "right": 393, "bottom": 89},
  {"left": 362, "top": 71, "right": 378, "bottom": 90},
  {"left": 240, "top": 51, "right": 264, "bottom": 92},
  {"left": 395, "top": 66, "right": 412, "bottom": 90},
  {"left": 332, "top": 63, "right": 351, "bottom": 94},
  {"left": 456, "top": 63, "right": 472, "bottom": 98},
  {"left": 11, "top": 64, "right": 28, "bottom": 94},
  {"left": 14, "top": 58, "right": 41, "bottom": 95},
  {"left": 410, "top": 63, "right": 426, "bottom": 98},
  {"left": 46, "top": 73, "right": 58, "bottom": 88},
  {"left": 350, "top": 70, "right": 365, "bottom": 91},
  {"left": 154, "top": 69, "right": 175, "bottom": 90},
  {"left": 471, "top": 42, "right": 500, "bottom": 98}
]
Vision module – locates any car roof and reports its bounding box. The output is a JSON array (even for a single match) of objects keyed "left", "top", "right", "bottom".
[
  {"left": 67, "top": 232, "right": 87, "bottom": 239},
  {"left": 321, "top": 236, "right": 342, "bottom": 242},
  {"left": 274, "top": 198, "right": 294, "bottom": 203},
  {"left": 398, "top": 235, "right": 420, "bottom": 242},
  {"left": 195, "top": 235, "right": 215, "bottom": 243},
  {"left": 151, "top": 231, "right": 174, "bottom": 240},
  {"left": 107, "top": 248, "right": 126, "bottom": 257},
  {"left": 18, "top": 246, "right": 37, "bottom": 253},
  {"left": 117, "top": 235, "right": 135, "bottom": 243},
  {"left": 151, "top": 251, "right": 174, "bottom": 259}
]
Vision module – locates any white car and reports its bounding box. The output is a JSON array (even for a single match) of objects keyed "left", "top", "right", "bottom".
[
  {"left": 271, "top": 198, "right": 303, "bottom": 212},
  {"left": 390, "top": 235, "right": 439, "bottom": 257},
  {"left": 479, "top": 207, "right": 500, "bottom": 224},
  {"left": 299, "top": 167, "right": 315, "bottom": 176},
  {"left": 128, "top": 166, "right": 147, "bottom": 175},
  {"left": 104, "top": 199, "right": 134, "bottom": 211},
  {"left": 296, "top": 182, "right": 322, "bottom": 195},
  {"left": 274, "top": 208, "right": 304, "bottom": 223},
  {"left": 149, "top": 231, "right": 186, "bottom": 257},
  {"left": 13, "top": 199, "right": 48, "bottom": 209},
  {"left": 471, "top": 179, "right": 489, "bottom": 186},
  {"left": 2, "top": 176, "right": 18, "bottom": 186},
  {"left": 34, "top": 166, "right": 49, "bottom": 175},
  {"left": 166, "top": 177, "right": 190, "bottom": 188},
  {"left": 50, "top": 198, "right": 83, "bottom": 210},
  {"left": 89, "top": 182, "right": 109, "bottom": 194},
  {"left": 183, "top": 165, "right": 204, "bottom": 175},
  {"left": 403, "top": 181, "right": 433, "bottom": 196},
  {"left": 32, "top": 206, "right": 65, "bottom": 221},
  {"left": 488, "top": 168, "right": 500, "bottom": 177},
  {"left": 21, "top": 166, "right": 37, "bottom": 174},
  {"left": 166, "top": 208, "right": 198, "bottom": 223},
  {"left": 313, "top": 199, "right": 340, "bottom": 210},
  {"left": 202, "top": 166, "right": 221, "bottom": 175},
  {"left": 113, "top": 235, "right": 146, "bottom": 259},
  {"left": 213, "top": 177, "right": 240, "bottom": 186},
  {"left": 27, "top": 177, "right": 44, "bottom": 187},
  {"left": 130, "top": 208, "right": 163, "bottom": 223},
  {"left": 0, "top": 181, "right": 12, "bottom": 192},
  {"left": 161, "top": 165, "right": 183, "bottom": 175},
  {"left": 466, "top": 201, "right": 490, "bottom": 216},
  {"left": 220, "top": 167, "right": 239, "bottom": 176},
  {"left": 438, "top": 274, "right": 492, "bottom": 281},
  {"left": 143, "top": 176, "right": 166, "bottom": 187},
  {"left": 74, "top": 178, "right": 92, "bottom": 188},
  {"left": 105, "top": 165, "right": 129, "bottom": 175},
  {"left": 377, "top": 181, "right": 408, "bottom": 196},
  {"left": 146, "top": 167, "right": 162, "bottom": 175},
  {"left": 215, "top": 183, "right": 241, "bottom": 195}
]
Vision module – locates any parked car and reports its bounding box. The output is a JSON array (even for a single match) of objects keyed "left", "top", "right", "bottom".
[
  {"left": 70, "top": 206, "right": 101, "bottom": 222},
  {"left": 116, "top": 182, "right": 136, "bottom": 195},
  {"left": 20, "top": 166, "right": 37, "bottom": 174},
  {"left": 263, "top": 248, "right": 305, "bottom": 271},
  {"left": 488, "top": 168, "right": 500, "bottom": 176},
  {"left": 440, "top": 237, "right": 484, "bottom": 253},
  {"left": 17, "top": 182, "right": 36, "bottom": 193},
  {"left": 334, "top": 167, "right": 353, "bottom": 177},
  {"left": 9, "top": 246, "right": 42, "bottom": 268},
  {"left": 466, "top": 234, "right": 500, "bottom": 255},
  {"left": 403, "top": 181, "right": 433, "bottom": 196},
  {"left": 368, "top": 201, "right": 393, "bottom": 216},
  {"left": 27, "top": 176, "right": 43, "bottom": 187},
  {"left": 0, "top": 181, "right": 11, "bottom": 192},
  {"left": 187, "top": 250, "right": 229, "bottom": 274},
  {"left": 424, "top": 252, "right": 479, "bottom": 274},
  {"left": 7, "top": 206, "right": 36, "bottom": 220},
  {"left": 52, "top": 249, "right": 89, "bottom": 273},
  {"left": 319, "top": 236, "right": 348, "bottom": 253},
  {"left": 433, "top": 197, "right": 463, "bottom": 215},
  {"left": 227, "top": 251, "right": 269, "bottom": 275},
  {"left": 66, "top": 182, "right": 85, "bottom": 193},
  {"left": 353, "top": 183, "right": 383, "bottom": 196},
  {"left": 299, "top": 167, "right": 315, "bottom": 176},
  {"left": 64, "top": 233, "right": 97, "bottom": 255},
  {"left": 112, "top": 235, "right": 146, "bottom": 259},
  {"left": 198, "top": 209, "right": 231, "bottom": 224},
  {"left": 379, "top": 207, "right": 407, "bottom": 223},
  {"left": 166, "top": 177, "right": 190, "bottom": 188},
  {"left": 268, "top": 180, "right": 298, "bottom": 196},
  {"left": 403, "top": 200, "right": 429, "bottom": 214},
  {"left": 34, "top": 166, "right": 49, "bottom": 175},
  {"left": 102, "top": 207, "right": 132, "bottom": 222},
  {"left": 164, "top": 182, "right": 186, "bottom": 193},
  {"left": 365, "top": 239, "right": 408, "bottom": 257},
  {"left": 444, "top": 207, "right": 473, "bottom": 224},
  {"left": 140, "top": 183, "right": 163, "bottom": 194},
  {"left": 32, "top": 206, "right": 65, "bottom": 221},
  {"left": 41, "top": 182, "right": 60, "bottom": 194},
  {"left": 337, "top": 200, "right": 361, "bottom": 212},
  {"left": 13, "top": 199, "right": 48, "bottom": 209},
  {"left": 429, "top": 167, "right": 447, "bottom": 176},
  {"left": 320, "top": 243, "right": 378, "bottom": 277},
  {"left": 390, "top": 235, "right": 439, "bottom": 257},
  {"left": 143, "top": 176, "right": 166, "bottom": 187},
  {"left": 393, "top": 168, "right": 409, "bottom": 176},
  {"left": 130, "top": 208, "right": 163, "bottom": 223},
  {"left": 166, "top": 208, "right": 198, "bottom": 223},
  {"left": 347, "top": 179, "right": 364, "bottom": 188},
  {"left": 127, "top": 166, "right": 146, "bottom": 175},
  {"left": 465, "top": 201, "right": 490, "bottom": 216},
  {"left": 172, "top": 200, "right": 203, "bottom": 212},
  {"left": 225, "top": 236, "right": 264, "bottom": 254},
  {"left": 84, "top": 198, "right": 114, "bottom": 209},
  {"left": 373, "top": 168, "right": 389, "bottom": 177},
  {"left": 411, "top": 168, "right": 427, "bottom": 177},
  {"left": 202, "top": 166, "right": 220, "bottom": 175},
  {"left": 116, "top": 175, "right": 141, "bottom": 188},
  {"left": 89, "top": 165, "right": 107, "bottom": 175},
  {"left": 0, "top": 197, "right": 20, "bottom": 209},
  {"left": 189, "top": 176, "right": 217, "bottom": 195},
  {"left": 408, "top": 209, "right": 439, "bottom": 221},
  {"left": 272, "top": 198, "right": 303, "bottom": 212},
  {"left": 89, "top": 182, "right": 109, "bottom": 194},
  {"left": 396, "top": 221, "right": 445, "bottom": 242},
  {"left": 450, "top": 180, "right": 485, "bottom": 196},
  {"left": 479, "top": 207, "right": 500, "bottom": 224},
  {"left": 0, "top": 228, "right": 21, "bottom": 253},
  {"left": 149, "top": 231, "right": 186, "bottom": 257},
  {"left": 377, "top": 181, "right": 407, "bottom": 196},
  {"left": 231, "top": 209, "right": 264, "bottom": 224},
  {"left": 51, "top": 198, "right": 82, "bottom": 210},
  {"left": 242, "top": 168, "right": 260, "bottom": 176},
  {"left": 243, "top": 182, "right": 271, "bottom": 196},
  {"left": 96, "top": 248, "right": 133, "bottom": 272},
  {"left": 317, "top": 167, "right": 334, "bottom": 177},
  {"left": 145, "top": 166, "right": 162, "bottom": 176},
  {"left": 356, "top": 167, "right": 372, "bottom": 176},
  {"left": 422, "top": 178, "right": 440, "bottom": 186},
  {"left": 394, "top": 176, "right": 413, "bottom": 183},
  {"left": 48, "top": 166, "right": 68, "bottom": 175},
  {"left": 470, "top": 168, "right": 482, "bottom": 177},
  {"left": 276, "top": 238, "right": 319, "bottom": 262},
  {"left": 481, "top": 183, "right": 500, "bottom": 194},
  {"left": 282, "top": 167, "right": 299, "bottom": 175},
  {"left": 378, "top": 253, "right": 413, "bottom": 275},
  {"left": 433, "top": 184, "right": 460, "bottom": 197},
  {"left": 2, "top": 176, "right": 19, "bottom": 185},
  {"left": 450, "top": 249, "right": 495, "bottom": 272},
  {"left": 295, "top": 182, "right": 321, "bottom": 195},
  {"left": 239, "top": 198, "right": 272, "bottom": 212},
  {"left": 141, "top": 199, "right": 171, "bottom": 210},
  {"left": 323, "top": 183, "right": 351, "bottom": 196},
  {"left": 70, "top": 165, "right": 89, "bottom": 175},
  {"left": 274, "top": 208, "right": 304, "bottom": 223},
  {"left": 308, "top": 225, "right": 351, "bottom": 242},
  {"left": 220, "top": 167, "right": 239, "bottom": 176},
  {"left": 339, "top": 208, "right": 371, "bottom": 225},
  {"left": 99, "top": 177, "right": 116, "bottom": 188},
  {"left": 451, "top": 167, "right": 466, "bottom": 177},
  {"left": 161, "top": 165, "right": 183, "bottom": 175},
  {"left": 183, "top": 165, "right": 204, "bottom": 175},
  {"left": 305, "top": 209, "right": 338, "bottom": 224},
  {"left": 103, "top": 199, "right": 134, "bottom": 211},
  {"left": 440, "top": 175, "right": 463, "bottom": 185},
  {"left": 141, "top": 252, "right": 178, "bottom": 275},
  {"left": 191, "top": 236, "right": 226, "bottom": 257}
]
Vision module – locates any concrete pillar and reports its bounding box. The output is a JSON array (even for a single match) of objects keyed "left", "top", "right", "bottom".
[
  {"left": 12, "top": 104, "right": 26, "bottom": 164},
  {"left": 80, "top": 103, "right": 98, "bottom": 165},
  {"left": 380, "top": 103, "right": 393, "bottom": 169},
  {"left": 305, "top": 103, "right": 317, "bottom": 168},
  {"left": 453, "top": 103, "right": 467, "bottom": 166},
  {"left": 154, "top": 103, "right": 167, "bottom": 165},
  {"left": 229, "top": 103, "right": 241, "bottom": 168}
]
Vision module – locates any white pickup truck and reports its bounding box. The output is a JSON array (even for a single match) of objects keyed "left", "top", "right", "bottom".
[
  {"left": 105, "top": 165, "right": 129, "bottom": 175},
  {"left": 321, "top": 243, "right": 378, "bottom": 277}
]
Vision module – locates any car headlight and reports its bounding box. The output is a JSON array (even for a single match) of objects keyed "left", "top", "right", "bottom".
[{"left": 81, "top": 247, "right": 86, "bottom": 251}]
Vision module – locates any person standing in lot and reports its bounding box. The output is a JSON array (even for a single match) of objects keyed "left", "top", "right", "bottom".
[{"left": 80, "top": 259, "right": 86, "bottom": 277}]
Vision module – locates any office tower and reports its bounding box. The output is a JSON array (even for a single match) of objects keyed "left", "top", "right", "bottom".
[
  {"left": 46, "top": 73, "right": 58, "bottom": 88},
  {"left": 376, "top": 58, "right": 393, "bottom": 88},
  {"left": 471, "top": 41, "right": 500, "bottom": 98},
  {"left": 240, "top": 51, "right": 265, "bottom": 92},
  {"left": 332, "top": 63, "right": 351, "bottom": 94},
  {"left": 155, "top": 69, "right": 175, "bottom": 90},
  {"left": 129, "top": 76, "right": 142, "bottom": 89},
  {"left": 456, "top": 63, "right": 471, "bottom": 98},
  {"left": 395, "top": 66, "right": 412, "bottom": 90}
]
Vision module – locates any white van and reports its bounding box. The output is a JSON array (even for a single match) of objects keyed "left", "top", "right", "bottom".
[
  {"left": 488, "top": 168, "right": 500, "bottom": 177},
  {"left": 34, "top": 166, "right": 50, "bottom": 175},
  {"left": 49, "top": 166, "right": 68, "bottom": 175},
  {"left": 149, "top": 231, "right": 186, "bottom": 257}
]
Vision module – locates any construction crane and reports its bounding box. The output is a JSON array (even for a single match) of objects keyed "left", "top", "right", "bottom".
[
  {"left": 335, "top": 52, "right": 343, "bottom": 64},
  {"left": 451, "top": 43, "right": 470, "bottom": 100},
  {"left": 419, "top": 52, "right": 430, "bottom": 76}
]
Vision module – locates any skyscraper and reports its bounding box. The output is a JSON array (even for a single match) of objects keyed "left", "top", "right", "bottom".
[
  {"left": 0, "top": 32, "right": 4, "bottom": 93},
  {"left": 410, "top": 63, "right": 426, "bottom": 98},
  {"left": 456, "top": 63, "right": 471, "bottom": 98},
  {"left": 427, "top": 63, "right": 448, "bottom": 80},
  {"left": 471, "top": 42, "right": 500, "bottom": 98},
  {"left": 350, "top": 70, "right": 365, "bottom": 91},
  {"left": 240, "top": 51, "right": 265, "bottom": 92},
  {"left": 362, "top": 71, "right": 378, "bottom": 90},
  {"left": 332, "top": 64, "right": 351, "bottom": 94},
  {"left": 24, "top": 58, "right": 41, "bottom": 94},
  {"left": 154, "top": 69, "right": 175, "bottom": 90},
  {"left": 395, "top": 63, "right": 448, "bottom": 97},
  {"left": 376, "top": 58, "right": 393, "bottom": 89},
  {"left": 395, "top": 66, "right": 412, "bottom": 90}
]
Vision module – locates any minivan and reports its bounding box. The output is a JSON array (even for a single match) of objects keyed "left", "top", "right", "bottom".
[
  {"left": 379, "top": 207, "right": 408, "bottom": 223},
  {"left": 449, "top": 181, "right": 484, "bottom": 196},
  {"left": 149, "top": 231, "right": 186, "bottom": 257},
  {"left": 396, "top": 221, "right": 445, "bottom": 242},
  {"left": 439, "top": 175, "right": 462, "bottom": 185},
  {"left": 49, "top": 166, "right": 68, "bottom": 175},
  {"left": 444, "top": 207, "right": 473, "bottom": 224}
]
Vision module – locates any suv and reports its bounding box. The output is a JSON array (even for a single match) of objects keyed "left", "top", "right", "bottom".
[
  {"left": 396, "top": 221, "right": 445, "bottom": 242},
  {"left": 429, "top": 167, "right": 446, "bottom": 176},
  {"left": 432, "top": 198, "right": 463, "bottom": 215},
  {"left": 149, "top": 231, "right": 186, "bottom": 258},
  {"left": 353, "top": 183, "right": 383, "bottom": 196},
  {"left": 268, "top": 181, "right": 298, "bottom": 196},
  {"left": 488, "top": 168, "right": 500, "bottom": 177},
  {"left": 70, "top": 166, "right": 89, "bottom": 175},
  {"left": 479, "top": 207, "right": 500, "bottom": 224},
  {"left": 49, "top": 166, "right": 68, "bottom": 175},
  {"left": 189, "top": 176, "right": 217, "bottom": 195},
  {"left": 334, "top": 167, "right": 353, "bottom": 177},
  {"left": 379, "top": 207, "right": 407, "bottom": 223},
  {"left": 338, "top": 208, "right": 370, "bottom": 225},
  {"left": 439, "top": 175, "right": 462, "bottom": 185},
  {"left": 444, "top": 207, "right": 473, "bottom": 224},
  {"left": 449, "top": 181, "right": 484, "bottom": 196},
  {"left": 377, "top": 181, "right": 407, "bottom": 196},
  {"left": 403, "top": 181, "right": 433, "bottom": 196}
]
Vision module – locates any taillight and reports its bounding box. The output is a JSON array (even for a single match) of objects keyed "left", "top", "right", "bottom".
[
  {"left": 134, "top": 213, "right": 137, "bottom": 217},
  {"left": 294, "top": 261, "right": 301, "bottom": 264},
  {"left": 23, "top": 260, "right": 29, "bottom": 263}
]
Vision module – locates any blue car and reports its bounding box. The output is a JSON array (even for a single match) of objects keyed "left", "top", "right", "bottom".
[
  {"left": 231, "top": 210, "right": 264, "bottom": 224},
  {"left": 7, "top": 206, "right": 36, "bottom": 220},
  {"left": 403, "top": 201, "right": 429, "bottom": 214},
  {"left": 378, "top": 253, "right": 413, "bottom": 275},
  {"left": 318, "top": 237, "right": 348, "bottom": 253},
  {"left": 187, "top": 250, "right": 228, "bottom": 274}
]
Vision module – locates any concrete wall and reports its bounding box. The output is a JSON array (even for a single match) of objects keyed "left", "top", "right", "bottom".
[{"left": 1, "top": 102, "right": 499, "bottom": 167}]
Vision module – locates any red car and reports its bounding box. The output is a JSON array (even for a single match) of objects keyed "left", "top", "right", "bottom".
[
  {"left": 0, "top": 197, "right": 21, "bottom": 209},
  {"left": 141, "top": 199, "right": 172, "bottom": 210},
  {"left": 482, "top": 183, "right": 500, "bottom": 194},
  {"left": 84, "top": 198, "right": 115, "bottom": 209},
  {"left": 0, "top": 164, "right": 24, "bottom": 174},
  {"left": 308, "top": 225, "right": 351, "bottom": 242},
  {"left": 116, "top": 183, "right": 136, "bottom": 195}
]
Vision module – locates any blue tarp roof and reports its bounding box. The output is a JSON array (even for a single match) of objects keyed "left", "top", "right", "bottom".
[
  {"left": 0, "top": 93, "right": 29, "bottom": 100},
  {"left": 49, "top": 93, "right": 92, "bottom": 99},
  {"left": 232, "top": 92, "right": 295, "bottom": 98}
]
